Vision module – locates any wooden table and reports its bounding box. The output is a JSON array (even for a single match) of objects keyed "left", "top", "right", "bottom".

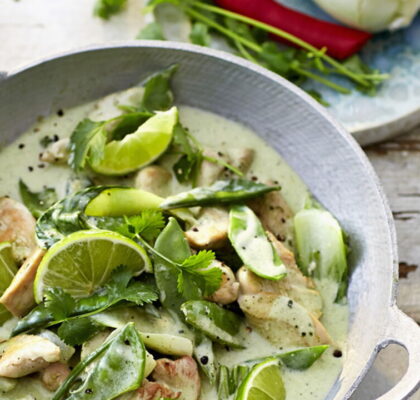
[{"left": 1, "top": 0, "right": 419, "bottom": 397}]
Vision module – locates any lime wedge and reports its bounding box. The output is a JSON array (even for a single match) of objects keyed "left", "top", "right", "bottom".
[
  {"left": 235, "top": 358, "right": 285, "bottom": 400},
  {"left": 0, "top": 243, "right": 18, "bottom": 323},
  {"left": 90, "top": 107, "right": 178, "bottom": 175},
  {"left": 34, "top": 230, "right": 151, "bottom": 302}
]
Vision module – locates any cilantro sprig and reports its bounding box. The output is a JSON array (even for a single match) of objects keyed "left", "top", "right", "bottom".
[
  {"left": 12, "top": 266, "right": 158, "bottom": 340},
  {"left": 119, "top": 213, "right": 222, "bottom": 298}
]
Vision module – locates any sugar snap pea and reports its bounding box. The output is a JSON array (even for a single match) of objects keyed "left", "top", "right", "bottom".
[
  {"left": 181, "top": 300, "right": 244, "bottom": 348},
  {"left": 228, "top": 204, "right": 287, "bottom": 280},
  {"left": 53, "top": 322, "right": 145, "bottom": 400},
  {"left": 160, "top": 179, "right": 280, "bottom": 209}
]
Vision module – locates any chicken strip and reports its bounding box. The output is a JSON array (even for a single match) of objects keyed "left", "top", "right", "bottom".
[
  {"left": 134, "top": 380, "right": 180, "bottom": 400},
  {"left": 135, "top": 165, "right": 172, "bottom": 197},
  {"left": 228, "top": 148, "right": 254, "bottom": 174},
  {"left": 206, "top": 260, "right": 239, "bottom": 305},
  {"left": 196, "top": 149, "right": 230, "bottom": 187},
  {"left": 185, "top": 207, "right": 229, "bottom": 249},
  {"left": 0, "top": 335, "right": 60, "bottom": 378},
  {"left": 0, "top": 248, "right": 45, "bottom": 317},
  {"left": 152, "top": 356, "right": 200, "bottom": 400},
  {"left": 40, "top": 362, "right": 70, "bottom": 391},
  {"left": 0, "top": 198, "right": 36, "bottom": 263}
]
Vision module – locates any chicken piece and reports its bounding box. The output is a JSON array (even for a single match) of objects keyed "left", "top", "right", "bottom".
[
  {"left": 134, "top": 380, "right": 180, "bottom": 400},
  {"left": 197, "top": 149, "right": 230, "bottom": 187},
  {"left": 0, "top": 248, "right": 45, "bottom": 317},
  {"left": 152, "top": 356, "right": 200, "bottom": 400},
  {"left": 248, "top": 185, "right": 293, "bottom": 243},
  {"left": 238, "top": 293, "right": 331, "bottom": 347},
  {"left": 40, "top": 362, "right": 70, "bottom": 391},
  {"left": 206, "top": 260, "right": 239, "bottom": 305},
  {"left": 0, "top": 335, "right": 60, "bottom": 378},
  {"left": 185, "top": 207, "right": 229, "bottom": 249},
  {"left": 0, "top": 197, "right": 36, "bottom": 263},
  {"left": 228, "top": 148, "right": 255, "bottom": 174},
  {"left": 135, "top": 165, "right": 172, "bottom": 197},
  {"left": 39, "top": 138, "right": 70, "bottom": 164}
]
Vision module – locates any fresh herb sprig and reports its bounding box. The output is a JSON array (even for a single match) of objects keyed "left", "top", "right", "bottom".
[
  {"left": 142, "top": 0, "right": 388, "bottom": 102},
  {"left": 119, "top": 214, "right": 222, "bottom": 298},
  {"left": 12, "top": 266, "right": 158, "bottom": 339}
]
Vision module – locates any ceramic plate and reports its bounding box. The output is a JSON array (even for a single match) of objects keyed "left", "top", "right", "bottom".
[{"left": 277, "top": 0, "right": 420, "bottom": 145}]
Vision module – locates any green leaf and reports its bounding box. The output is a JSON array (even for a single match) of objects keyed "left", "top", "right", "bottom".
[
  {"left": 93, "top": 0, "right": 127, "bottom": 19},
  {"left": 19, "top": 180, "right": 58, "bottom": 218},
  {"left": 190, "top": 22, "right": 210, "bottom": 46},
  {"left": 118, "top": 210, "right": 165, "bottom": 242},
  {"left": 44, "top": 288, "right": 76, "bottom": 320},
  {"left": 53, "top": 323, "right": 145, "bottom": 400},
  {"left": 58, "top": 318, "right": 104, "bottom": 346},
  {"left": 141, "top": 64, "right": 179, "bottom": 112},
  {"left": 259, "top": 41, "right": 297, "bottom": 77},
  {"left": 276, "top": 345, "right": 329, "bottom": 370},
  {"left": 181, "top": 300, "right": 244, "bottom": 348},
  {"left": 294, "top": 208, "right": 348, "bottom": 302},
  {"left": 137, "top": 22, "right": 166, "bottom": 40},
  {"left": 160, "top": 179, "right": 280, "bottom": 209}
]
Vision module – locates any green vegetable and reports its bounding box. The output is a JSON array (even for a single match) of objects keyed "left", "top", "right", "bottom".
[
  {"left": 13, "top": 266, "right": 158, "bottom": 336},
  {"left": 52, "top": 323, "right": 145, "bottom": 400},
  {"left": 190, "top": 22, "right": 211, "bottom": 46},
  {"left": 0, "top": 242, "right": 18, "bottom": 324},
  {"left": 140, "top": 64, "right": 178, "bottom": 112},
  {"left": 181, "top": 300, "right": 244, "bottom": 348},
  {"left": 58, "top": 318, "right": 105, "bottom": 347},
  {"left": 144, "top": 1, "right": 387, "bottom": 102},
  {"left": 69, "top": 112, "right": 151, "bottom": 172},
  {"left": 194, "top": 335, "right": 217, "bottom": 384},
  {"left": 94, "top": 0, "right": 127, "bottom": 19},
  {"left": 160, "top": 179, "right": 280, "bottom": 209},
  {"left": 152, "top": 218, "right": 222, "bottom": 302},
  {"left": 217, "top": 365, "right": 249, "bottom": 399},
  {"left": 245, "top": 345, "right": 329, "bottom": 370},
  {"left": 19, "top": 179, "right": 57, "bottom": 218},
  {"left": 294, "top": 208, "right": 348, "bottom": 301},
  {"left": 228, "top": 204, "right": 287, "bottom": 280},
  {"left": 137, "top": 22, "right": 166, "bottom": 40}
]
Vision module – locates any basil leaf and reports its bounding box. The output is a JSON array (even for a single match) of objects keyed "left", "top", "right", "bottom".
[
  {"left": 160, "top": 179, "right": 280, "bottom": 209},
  {"left": 19, "top": 180, "right": 57, "bottom": 218}
]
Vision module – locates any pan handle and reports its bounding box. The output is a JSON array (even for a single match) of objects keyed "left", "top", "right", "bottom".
[{"left": 374, "top": 306, "right": 420, "bottom": 400}]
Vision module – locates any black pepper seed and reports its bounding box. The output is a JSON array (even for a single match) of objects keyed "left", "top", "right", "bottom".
[
  {"left": 287, "top": 300, "right": 293, "bottom": 308},
  {"left": 200, "top": 356, "right": 209, "bottom": 365},
  {"left": 28, "top": 166, "right": 34, "bottom": 172},
  {"left": 53, "top": 134, "right": 59, "bottom": 142},
  {"left": 333, "top": 350, "right": 342, "bottom": 358},
  {"left": 18, "top": 143, "right": 25, "bottom": 149},
  {"left": 57, "top": 109, "right": 64, "bottom": 117},
  {"left": 124, "top": 340, "right": 130, "bottom": 346},
  {"left": 192, "top": 227, "right": 199, "bottom": 232},
  {"left": 38, "top": 164, "right": 45, "bottom": 169},
  {"left": 85, "top": 389, "right": 93, "bottom": 394},
  {"left": 301, "top": 332, "right": 306, "bottom": 337}
]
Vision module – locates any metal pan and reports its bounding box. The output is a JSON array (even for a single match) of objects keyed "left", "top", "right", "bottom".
[{"left": 0, "top": 42, "right": 419, "bottom": 399}]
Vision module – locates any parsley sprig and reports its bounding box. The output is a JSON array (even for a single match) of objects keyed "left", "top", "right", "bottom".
[{"left": 119, "top": 213, "right": 222, "bottom": 298}]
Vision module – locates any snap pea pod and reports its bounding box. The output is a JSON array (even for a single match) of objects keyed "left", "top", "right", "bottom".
[
  {"left": 245, "top": 345, "right": 329, "bottom": 370},
  {"left": 228, "top": 204, "right": 287, "bottom": 280},
  {"left": 160, "top": 179, "right": 280, "bottom": 209},
  {"left": 181, "top": 300, "right": 244, "bottom": 348},
  {"left": 53, "top": 323, "right": 145, "bottom": 400},
  {"left": 217, "top": 365, "right": 249, "bottom": 399}
]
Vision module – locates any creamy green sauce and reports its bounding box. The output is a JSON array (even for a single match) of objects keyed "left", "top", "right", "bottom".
[{"left": 0, "top": 89, "right": 348, "bottom": 400}]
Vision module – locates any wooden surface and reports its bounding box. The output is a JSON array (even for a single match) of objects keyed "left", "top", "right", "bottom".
[{"left": 0, "top": 0, "right": 419, "bottom": 398}]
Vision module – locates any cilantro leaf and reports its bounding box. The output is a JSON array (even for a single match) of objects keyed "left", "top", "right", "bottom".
[
  {"left": 58, "top": 318, "right": 104, "bottom": 346},
  {"left": 190, "top": 22, "right": 210, "bottom": 46},
  {"left": 141, "top": 64, "right": 178, "bottom": 112},
  {"left": 94, "top": 0, "right": 127, "bottom": 19},
  {"left": 69, "top": 119, "right": 106, "bottom": 172},
  {"left": 137, "top": 22, "right": 166, "bottom": 40},
  {"left": 44, "top": 288, "right": 76, "bottom": 321},
  {"left": 19, "top": 179, "right": 58, "bottom": 218},
  {"left": 117, "top": 211, "right": 165, "bottom": 242}
]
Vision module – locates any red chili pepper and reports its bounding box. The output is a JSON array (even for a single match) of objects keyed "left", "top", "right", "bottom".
[{"left": 215, "top": 0, "right": 372, "bottom": 59}]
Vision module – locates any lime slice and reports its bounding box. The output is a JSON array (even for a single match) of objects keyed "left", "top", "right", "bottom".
[
  {"left": 34, "top": 230, "right": 151, "bottom": 302},
  {"left": 235, "top": 358, "right": 285, "bottom": 400},
  {"left": 0, "top": 243, "right": 18, "bottom": 323},
  {"left": 90, "top": 107, "right": 178, "bottom": 175}
]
